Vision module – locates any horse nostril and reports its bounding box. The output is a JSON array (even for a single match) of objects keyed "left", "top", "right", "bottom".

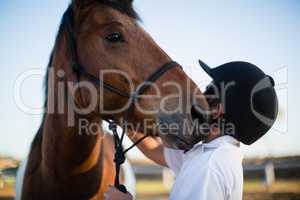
[{"left": 191, "top": 104, "right": 211, "bottom": 124}]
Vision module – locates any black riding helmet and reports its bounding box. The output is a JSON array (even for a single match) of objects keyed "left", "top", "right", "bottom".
[{"left": 199, "top": 60, "right": 278, "bottom": 145}]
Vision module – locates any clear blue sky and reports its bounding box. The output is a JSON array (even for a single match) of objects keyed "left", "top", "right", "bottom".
[{"left": 0, "top": 0, "right": 299, "bottom": 159}]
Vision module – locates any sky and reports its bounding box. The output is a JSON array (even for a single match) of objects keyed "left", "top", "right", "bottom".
[{"left": 0, "top": 0, "right": 299, "bottom": 160}]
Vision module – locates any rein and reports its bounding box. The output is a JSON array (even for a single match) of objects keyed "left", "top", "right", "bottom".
[{"left": 65, "top": 7, "right": 182, "bottom": 193}]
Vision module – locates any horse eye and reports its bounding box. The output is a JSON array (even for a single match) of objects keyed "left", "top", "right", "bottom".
[{"left": 105, "top": 32, "right": 125, "bottom": 43}]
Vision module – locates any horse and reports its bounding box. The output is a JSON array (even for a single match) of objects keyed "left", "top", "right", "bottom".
[{"left": 16, "top": 0, "right": 209, "bottom": 199}]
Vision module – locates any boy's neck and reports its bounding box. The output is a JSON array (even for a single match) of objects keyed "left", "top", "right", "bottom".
[{"left": 204, "top": 128, "right": 221, "bottom": 143}]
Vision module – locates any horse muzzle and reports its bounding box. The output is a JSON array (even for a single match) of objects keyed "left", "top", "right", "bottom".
[{"left": 157, "top": 104, "right": 211, "bottom": 150}]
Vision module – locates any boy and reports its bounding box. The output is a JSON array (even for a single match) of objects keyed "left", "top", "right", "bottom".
[{"left": 105, "top": 60, "right": 278, "bottom": 200}]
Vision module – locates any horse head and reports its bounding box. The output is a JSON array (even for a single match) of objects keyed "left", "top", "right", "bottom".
[{"left": 50, "top": 0, "right": 210, "bottom": 150}]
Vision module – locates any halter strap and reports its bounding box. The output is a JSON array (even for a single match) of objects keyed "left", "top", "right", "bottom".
[
  {"left": 73, "top": 60, "right": 180, "bottom": 99},
  {"left": 136, "top": 61, "right": 180, "bottom": 96},
  {"left": 73, "top": 65, "right": 131, "bottom": 98}
]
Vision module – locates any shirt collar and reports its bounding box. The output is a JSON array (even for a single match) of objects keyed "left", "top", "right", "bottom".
[
  {"left": 188, "top": 136, "right": 240, "bottom": 154},
  {"left": 203, "top": 135, "right": 240, "bottom": 148}
]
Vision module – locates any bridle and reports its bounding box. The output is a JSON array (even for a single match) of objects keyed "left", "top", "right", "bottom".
[{"left": 65, "top": 7, "right": 182, "bottom": 193}]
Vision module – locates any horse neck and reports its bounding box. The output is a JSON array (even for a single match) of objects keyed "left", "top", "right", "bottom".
[
  {"left": 41, "top": 35, "right": 105, "bottom": 182},
  {"left": 21, "top": 24, "right": 114, "bottom": 200},
  {"left": 42, "top": 112, "right": 103, "bottom": 177},
  {"left": 35, "top": 109, "right": 106, "bottom": 199}
]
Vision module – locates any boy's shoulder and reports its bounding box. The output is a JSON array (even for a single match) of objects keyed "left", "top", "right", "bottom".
[{"left": 208, "top": 141, "right": 243, "bottom": 176}]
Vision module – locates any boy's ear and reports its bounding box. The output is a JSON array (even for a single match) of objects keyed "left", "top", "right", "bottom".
[{"left": 211, "top": 104, "right": 224, "bottom": 120}]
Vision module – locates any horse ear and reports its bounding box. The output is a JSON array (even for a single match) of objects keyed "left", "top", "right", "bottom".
[
  {"left": 73, "top": 0, "right": 135, "bottom": 8},
  {"left": 104, "top": 0, "right": 134, "bottom": 5},
  {"left": 72, "top": 0, "right": 95, "bottom": 8}
]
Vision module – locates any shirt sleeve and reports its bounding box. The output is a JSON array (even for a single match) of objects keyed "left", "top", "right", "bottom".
[{"left": 163, "top": 148, "right": 185, "bottom": 176}]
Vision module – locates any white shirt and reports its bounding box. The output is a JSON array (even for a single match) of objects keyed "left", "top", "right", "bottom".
[{"left": 164, "top": 136, "right": 244, "bottom": 200}]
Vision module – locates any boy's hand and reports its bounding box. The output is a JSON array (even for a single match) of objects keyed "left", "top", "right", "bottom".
[{"left": 104, "top": 186, "right": 133, "bottom": 200}]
